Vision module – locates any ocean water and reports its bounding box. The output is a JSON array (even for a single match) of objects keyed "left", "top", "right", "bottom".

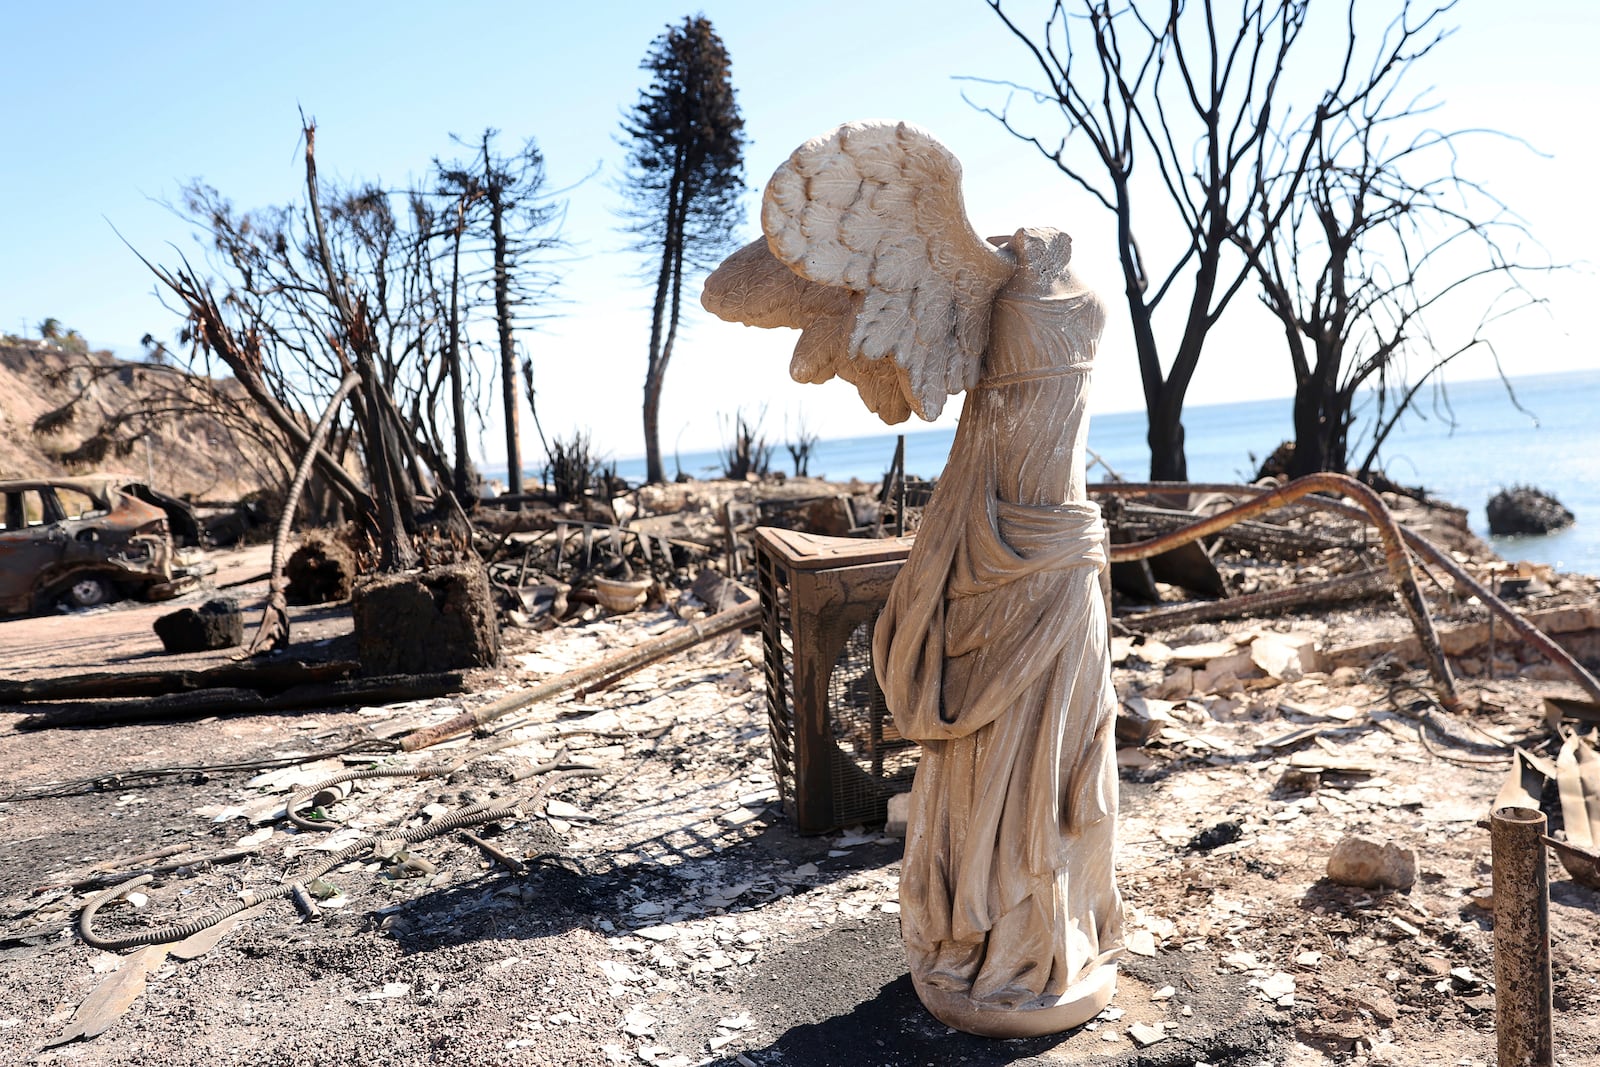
[{"left": 532, "top": 368, "right": 1600, "bottom": 575}]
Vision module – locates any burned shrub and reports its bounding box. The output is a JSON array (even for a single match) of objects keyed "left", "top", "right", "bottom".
[{"left": 546, "top": 431, "right": 604, "bottom": 504}]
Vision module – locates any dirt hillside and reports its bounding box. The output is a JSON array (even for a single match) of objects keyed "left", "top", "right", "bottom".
[{"left": 0, "top": 340, "right": 271, "bottom": 501}]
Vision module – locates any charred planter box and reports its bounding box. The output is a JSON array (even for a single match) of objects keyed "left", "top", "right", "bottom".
[{"left": 352, "top": 562, "right": 499, "bottom": 674}]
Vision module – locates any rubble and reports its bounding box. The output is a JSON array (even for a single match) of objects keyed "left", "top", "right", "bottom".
[
  {"left": 352, "top": 562, "right": 500, "bottom": 674},
  {"left": 285, "top": 530, "right": 357, "bottom": 604},
  {"left": 3, "top": 472, "right": 1600, "bottom": 1065}
]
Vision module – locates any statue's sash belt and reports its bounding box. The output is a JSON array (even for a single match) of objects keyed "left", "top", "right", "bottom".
[
  {"left": 879, "top": 497, "right": 1107, "bottom": 742},
  {"left": 948, "top": 499, "right": 1105, "bottom": 598}
]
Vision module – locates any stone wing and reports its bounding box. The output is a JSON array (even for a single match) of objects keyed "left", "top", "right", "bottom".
[
  {"left": 703, "top": 237, "right": 917, "bottom": 423},
  {"left": 703, "top": 120, "right": 1015, "bottom": 423}
]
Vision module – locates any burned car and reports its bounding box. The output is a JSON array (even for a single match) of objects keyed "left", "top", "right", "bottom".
[{"left": 0, "top": 476, "right": 203, "bottom": 613}]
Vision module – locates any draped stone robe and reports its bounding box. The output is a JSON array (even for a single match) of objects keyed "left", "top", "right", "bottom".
[{"left": 873, "top": 245, "right": 1123, "bottom": 1035}]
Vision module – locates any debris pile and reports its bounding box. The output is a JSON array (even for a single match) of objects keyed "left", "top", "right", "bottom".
[{"left": 4, "top": 469, "right": 1600, "bottom": 1064}]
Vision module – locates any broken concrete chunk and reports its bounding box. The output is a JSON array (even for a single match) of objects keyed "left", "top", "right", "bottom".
[
  {"left": 1154, "top": 665, "right": 1195, "bottom": 700},
  {"left": 1117, "top": 695, "right": 1175, "bottom": 747},
  {"left": 1250, "top": 632, "right": 1322, "bottom": 682},
  {"left": 1326, "top": 835, "right": 1417, "bottom": 891},
  {"left": 1127, "top": 1021, "right": 1166, "bottom": 1047}
]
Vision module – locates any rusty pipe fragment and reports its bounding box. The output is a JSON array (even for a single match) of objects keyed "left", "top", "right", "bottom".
[
  {"left": 1489, "top": 806, "right": 1554, "bottom": 1067},
  {"left": 289, "top": 882, "right": 323, "bottom": 923},
  {"left": 1094, "top": 479, "right": 1600, "bottom": 706},
  {"left": 461, "top": 830, "right": 527, "bottom": 875},
  {"left": 1097, "top": 474, "right": 1458, "bottom": 707}
]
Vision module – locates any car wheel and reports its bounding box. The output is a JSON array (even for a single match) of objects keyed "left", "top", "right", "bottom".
[{"left": 62, "top": 575, "right": 116, "bottom": 609}]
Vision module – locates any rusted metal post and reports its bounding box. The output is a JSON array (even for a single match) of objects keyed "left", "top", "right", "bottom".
[{"left": 1490, "top": 806, "right": 1554, "bottom": 1067}]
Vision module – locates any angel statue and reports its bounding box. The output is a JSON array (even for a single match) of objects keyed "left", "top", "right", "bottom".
[{"left": 702, "top": 120, "right": 1121, "bottom": 1038}]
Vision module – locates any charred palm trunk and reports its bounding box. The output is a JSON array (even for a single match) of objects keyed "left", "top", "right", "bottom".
[
  {"left": 643, "top": 163, "right": 686, "bottom": 485},
  {"left": 447, "top": 204, "right": 472, "bottom": 502},
  {"left": 490, "top": 192, "right": 521, "bottom": 497}
]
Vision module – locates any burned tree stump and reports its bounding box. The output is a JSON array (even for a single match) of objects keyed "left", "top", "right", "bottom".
[
  {"left": 153, "top": 597, "right": 244, "bottom": 653},
  {"left": 286, "top": 529, "right": 358, "bottom": 604},
  {"left": 1487, "top": 486, "right": 1575, "bottom": 536},
  {"left": 351, "top": 562, "right": 500, "bottom": 675}
]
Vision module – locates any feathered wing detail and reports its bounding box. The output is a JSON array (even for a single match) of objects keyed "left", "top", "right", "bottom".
[
  {"left": 702, "top": 238, "right": 912, "bottom": 422},
  {"left": 702, "top": 120, "right": 1016, "bottom": 423}
]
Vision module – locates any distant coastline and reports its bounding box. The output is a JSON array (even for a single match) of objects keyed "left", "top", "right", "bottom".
[{"left": 492, "top": 368, "right": 1599, "bottom": 575}]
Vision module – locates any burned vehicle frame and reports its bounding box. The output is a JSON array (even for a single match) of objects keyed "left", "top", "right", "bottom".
[{"left": 0, "top": 476, "right": 199, "bottom": 613}]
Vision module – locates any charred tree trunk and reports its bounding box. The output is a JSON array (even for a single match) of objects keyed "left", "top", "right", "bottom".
[
  {"left": 303, "top": 122, "right": 416, "bottom": 571},
  {"left": 447, "top": 203, "right": 471, "bottom": 502},
  {"left": 489, "top": 177, "right": 522, "bottom": 497},
  {"left": 643, "top": 163, "right": 686, "bottom": 486}
]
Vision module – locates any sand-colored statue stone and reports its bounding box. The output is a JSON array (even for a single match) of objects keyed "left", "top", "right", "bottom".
[{"left": 702, "top": 120, "right": 1122, "bottom": 1038}]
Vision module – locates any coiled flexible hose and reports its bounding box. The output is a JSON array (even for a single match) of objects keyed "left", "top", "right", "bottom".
[{"left": 285, "top": 767, "right": 442, "bottom": 832}]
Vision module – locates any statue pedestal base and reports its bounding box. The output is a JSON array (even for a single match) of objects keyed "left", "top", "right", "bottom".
[{"left": 911, "top": 962, "right": 1118, "bottom": 1038}]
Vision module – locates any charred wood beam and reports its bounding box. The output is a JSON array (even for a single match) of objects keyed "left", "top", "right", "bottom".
[
  {"left": 0, "top": 660, "right": 358, "bottom": 704},
  {"left": 1121, "top": 569, "right": 1388, "bottom": 630},
  {"left": 15, "top": 673, "right": 465, "bottom": 730}
]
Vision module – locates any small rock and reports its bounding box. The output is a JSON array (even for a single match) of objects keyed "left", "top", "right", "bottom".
[
  {"left": 1124, "top": 929, "right": 1157, "bottom": 956},
  {"left": 1326, "top": 835, "right": 1417, "bottom": 891},
  {"left": 884, "top": 792, "right": 910, "bottom": 837}
]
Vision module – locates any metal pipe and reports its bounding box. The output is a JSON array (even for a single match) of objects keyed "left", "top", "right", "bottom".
[
  {"left": 1489, "top": 806, "right": 1554, "bottom": 1067},
  {"left": 289, "top": 883, "right": 323, "bottom": 923},
  {"left": 1093, "top": 479, "right": 1600, "bottom": 706},
  {"left": 461, "top": 830, "right": 527, "bottom": 876},
  {"left": 1096, "top": 473, "right": 1458, "bottom": 707}
]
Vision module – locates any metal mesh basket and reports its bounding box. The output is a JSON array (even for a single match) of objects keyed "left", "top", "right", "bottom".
[{"left": 753, "top": 527, "right": 918, "bottom": 834}]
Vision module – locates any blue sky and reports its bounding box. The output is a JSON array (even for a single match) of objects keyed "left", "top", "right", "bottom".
[{"left": 1, "top": 1, "right": 1594, "bottom": 465}]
